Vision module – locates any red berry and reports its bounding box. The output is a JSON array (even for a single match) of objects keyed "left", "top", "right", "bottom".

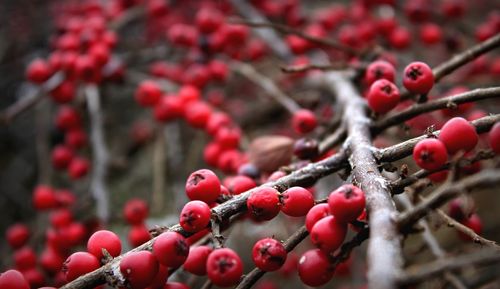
[
  {"left": 56, "top": 106, "right": 81, "bottom": 131},
  {"left": 120, "top": 251, "right": 159, "bottom": 289},
  {"left": 50, "top": 80, "right": 76, "bottom": 104},
  {"left": 62, "top": 252, "right": 100, "bottom": 282},
  {"left": 252, "top": 238, "right": 287, "bottom": 271},
  {"left": 438, "top": 117, "right": 478, "bottom": 154},
  {"left": 33, "top": 185, "right": 58, "bottom": 210},
  {"left": 180, "top": 201, "right": 211, "bottom": 233},
  {"left": 206, "top": 112, "right": 232, "bottom": 136},
  {"left": 26, "top": 59, "right": 52, "bottom": 84},
  {"left": 135, "top": 80, "right": 162, "bottom": 107},
  {"left": 403, "top": 61, "right": 434, "bottom": 94},
  {"left": 327, "top": 184, "right": 366, "bottom": 223},
  {"left": 225, "top": 175, "right": 257, "bottom": 195},
  {"left": 196, "top": 8, "right": 224, "bottom": 34},
  {"left": 51, "top": 145, "right": 74, "bottom": 169},
  {"left": 40, "top": 247, "right": 64, "bottom": 274},
  {"left": 164, "top": 282, "right": 190, "bottom": 289},
  {"left": 153, "top": 232, "right": 189, "bottom": 268},
  {"left": 419, "top": 23, "right": 442, "bottom": 45},
  {"left": 292, "top": 109, "right": 317, "bottom": 134},
  {"left": 74, "top": 55, "right": 100, "bottom": 83},
  {"left": 154, "top": 95, "right": 183, "bottom": 122},
  {"left": 281, "top": 187, "right": 314, "bottom": 217},
  {"left": 298, "top": 249, "right": 333, "bottom": 287},
  {"left": 183, "top": 245, "right": 212, "bottom": 275},
  {"left": 247, "top": 187, "right": 281, "bottom": 221},
  {"left": 413, "top": 138, "right": 448, "bottom": 170},
  {"left": 364, "top": 60, "right": 396, "bottom": 85},
  {"left": 184, "top": 101, "right": 212, "bottom": 129},
  {"left": 128, "top": 225, "right": 151, "bottom": 247},
  {"left": 428, "top": 170, "right": 449, "bottom": 183},
  {"left": 49, "top": 208, "right": 73, "bottom": 228},
  {"left": 203, "top": 142, "right": 222, "bottom": 167},
  {"left": 178, "top": 85, "right": 201, "bottom": 103},
  {"left": 441, "top": 0, "right": 466, "bottom": 18},
  {"left": 65, "top": 128, "right": 87, "bottom": 149},
  {"left": 367, "top": 79, "right": 400, "bottom": 114},
  {"left": 167, "top": 24, "right": 198, "bottom": 47},
  {"left": 21, "top": 268, "right": 44, "bottom": 288},
  {"left": 458, "top": 213, "right": 483, "bottom": 241},
  {"left": 310, "top": 216, "right": 347, "bottom": 253},
  {"left": 185, "top": 169, "right": 221, "bottom": 203},
  {"left": 124, "top": 198, "right": 149, "bottom": 225},
  {"left": 87, "top": 230, "right": 122, "bottom": 261},
  {"left": 388, "top": 27, "right": 411, "bottom": 49},
  {"left": 0, "top": 270, "right": 30, "bottom": 289},
  {"left": 215, "top": 126, "right": 241, "bottom": 149},
  {"left": 14, "top": 246, "right": 37, "bottom": 270},
  {"left": 489, "top": 122, "right": 500, "bottom": 154},
  {"left": 68, "top": 156, "right": 90, "bottom": 179},
  {"left": 206, "top": 248, "right": 243, "bottom": 287},
  {"left": 149, "top": 264, "right": 169, "bottom": 289},
  {"left": 6, "top": 224, "right": 30, "bottom": 249},
  {"left": 305, "top": 203, "right": 330, "bottom": 232}
]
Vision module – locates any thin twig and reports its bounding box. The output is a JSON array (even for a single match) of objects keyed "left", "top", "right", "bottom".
[
  {"left": 373, "top": 87, "right": 500, "bottom": 133},
  {"left": 85, "top": 85, "right": 110, "bottom": 223},
  {"left": 281, "top": 63, "right": 351, "bottom": 73},
  {"left": 231, "top": 61, "right": 301, "bottom": 113}
]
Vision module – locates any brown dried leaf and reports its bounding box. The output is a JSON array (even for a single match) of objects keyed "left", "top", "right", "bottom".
[{"left": 248, "top": 135, "right": 294, "bottom": 173}]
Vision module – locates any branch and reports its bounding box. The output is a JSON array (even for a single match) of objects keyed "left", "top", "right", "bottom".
[
  {"left": 231, "top": 61, "right": 301, "bottom": 113},
  {"left": 324, "top": 72, "right": 403, "bottom": 289},
  {"left": 281, "top": 62, "right": 353, "bottom": 73},
  {"left": 397, "top": 249, "right": 500, "bottom": 286},
  {"left": 319, "top": 124, "right": 347, "bottom": 155},
  {"left": 376, "top": 114, "right": 500, "bottom": 163},
  {"left": 373, "top": 87, "right": 500, "bottom": 133},
  {"left": 397, "top": 169, "right": 500, "bottom": 231},
  {"left": 85, "top": 85, "right": 111, "bottom": 223},
  {"left": 60, "top": 150, "right": 349, "bottom": 289}
]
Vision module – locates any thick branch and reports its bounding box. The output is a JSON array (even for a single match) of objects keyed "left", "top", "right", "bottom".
[
  {"left": 397, "top": 249, "right": 500, "bottom": 286},
  {"left": 324, "top": 72, "right": 403, "bottom": 289},
  {"left": 373, "top": 87, "right": 500, "bottom": 133},
  {"left": 85, "top": 85, "right": 111, "bottom": 222},
  {"left": 397, "top": 169, "right": 500, "bottom": 230}
]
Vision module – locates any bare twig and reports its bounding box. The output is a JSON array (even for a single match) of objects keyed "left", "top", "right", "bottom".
[
  {"left": 373, "top": 87, "right": 500, "bottom": 133},
  {"left": 397, "top": 249, "right": 500, "bottom": 286},
  {"left": 324, "top": 72, "right": 403, "bottom": 289},
  {"left": 281, "top": 63, "right": 351, "bottom": 73},
  {"left": 231, "top": 61, "right": 301, "bottom": 113},
  {"left": 85, "top": 85, "right": 110, "bottom": 223}
]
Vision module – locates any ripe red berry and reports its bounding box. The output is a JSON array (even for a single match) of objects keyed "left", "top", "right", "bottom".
[
  {"left": 298, "top": 249, "right": 333, "bottom": 287},
  {"left": 305, "top": 203, "right": 330, "bottom": 232},
  {"left": 185, "top": 169, "right": 221, "bottom": 203},
  {"left": 403, "top": 61, "right": 434, "bottom": 94},
  {"left": 292, "top": 109, "right": 317, "bottom": 134},
  {"left": 153, "top": 232, "right": 189, "bottom": 268},
  {"left": 215, "top": 126, "right": 241, "bottom": 149},
  {"left": 206, "top": 248, "right": 243, "bottom": 287},
  {"left": 40, "top": 247, "right": 64, "bottom": 274},
  {"left": 56, "top": 106, "right": 81, "bottom": 131},
  {"left": 438, "top": 117, "right": 478, "bottom": 154},
  {"left": 184, "top": 101, "right": 212, "bottom": 129},
  {"left": 327, "top": 184, "right": 366, "bottom": 223},
  {"left": 441, "top": 0, "right": 466, "bottom": 18},
  {"left": 154, "top": 95, "right": 183, "bottom": 122},
  {"left": 419, "top": 23, "right": 442, "bottom": 45},
  {"left": 225, "top": 175, "right": 257, "bottom": 195},
  {"left": 458, "top": 213, "right": 483, "bottom": 241},
  {"left": 0, "top": 270, "right": 30, "bottom": 289},
  {"left": 206, "top": 112, "right": 232, "bottom": 136},
  {"left": 164, "top": 282, "right": 190, "bottom": 289},
  {"left": 196, "top": 8, "right": 224, "bottom": 34},
  {"left": 50, "top": 80, "right": 75, "bottom": 104},
  {"left": 26, "top": 59, "right": 52, "bottom": 84},
  {"left": 74, "top": 55, "right": 100, "bottom": 83},
  {"left": 367, "top": 79, "right": 400, "bottom": 114},
  {"left": 33, "top": 185, "right": 58, "bottom": 210},
  {"left": 51, "top": 145, "right": 74, "bottom": 170},
  {"left": 149, "top": 264, "right": 169, "bottom": 289},
  {"left": 489, "top": 122, "right": 500, "bottom": 154},
  {"left": 180, "top": 201, "right": 211, "bottom": 233},
  {"left": 247, "top": 187, "right": 281, "bottom": 221},
  {"left": 62, "top": 252, "right": 100, "bottom": 282},
  {"left": 183, "top": 245, "right": 212, "bottom": 275},
  {"left": 389, "top": 27, "right": 411, "bottom": 49},
  {"left": 123, "top": 198, "right": 149, "bottom": 225},
  {"left": 310, "top": 216, "right": 347, "bottom": 253},
  {"left": 135, "top": 80, "right": 162, "bottom": 107},
  {"left": 49, "top": 209, "right": 73, "bottom": 228},
  {"left": 14, "top": 246, "right": 37, "bottom": 270},
  {"left": 68, "top": 156, "right": 90, "bottom": 179},
  {"left": 413, "top": 138, "right": 448, "bottom": 170},
  {"left": 21, "top": 268, "right": 45, "bottom": 288},
  {"left": 167, "top": 24, "right": 198, "bottom": 47},
  {"left": 128, "top": 225, "right": 151, "bottom": 247},
  {"left": 87, "top": 230, "right": 122, "bottom": 261},
  {"left": 65, "top": 128, "right": 87, "bottom": 149},
  {"left": 120, "top": 251, "right": 159, "bottom": 289},
  {"left": 252, "top": 238, "right": 287, "bottom": 271},
  {"left": 178, "top": 85, "right": 201, "bottom": 103},
  {"left": 364, "top": 60, "right": 396, "bottom": 85},
  {"left": 6, "top": 224, "right": 30, "bottom": 249},
  {"left": 281, "top": 187, "right": 314, "bottom": 217}
]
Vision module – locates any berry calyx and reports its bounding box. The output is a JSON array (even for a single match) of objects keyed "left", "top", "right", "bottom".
[
  {"left": 328, "top": 184, "right": 366, "bottom": 223},
  {"left": 180, "top": 201, "right": 211, "bottom": 233},
  {"left": 403, "top": 61, "right": 434, "bottom": 94},
  {"left": 252, "top": 238, "right": 287, "bottom": 271},
  {"left": 206, "top": 248, "right": 243, "bottom": 287},
  {"left": 413, "top": 138, "right": 448, "bottom": 170}
]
